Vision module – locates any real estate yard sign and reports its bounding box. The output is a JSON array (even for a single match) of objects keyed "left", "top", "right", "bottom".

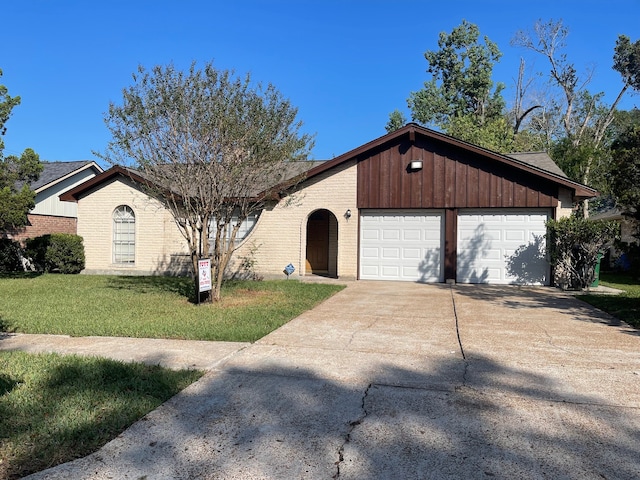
[{"left": 198, "top": 258, "right": 212, "bottom": 301}]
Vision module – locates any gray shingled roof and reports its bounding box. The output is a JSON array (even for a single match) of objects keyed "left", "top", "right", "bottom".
[
  {"left": 506, "top": 152, "right": 569, "bottom": 179},
  {"left": 29, "top": 161, "right": 97, "bottom": 190},
  {"left": 119, "top": 160, "right": 327, "bottom": 198}
]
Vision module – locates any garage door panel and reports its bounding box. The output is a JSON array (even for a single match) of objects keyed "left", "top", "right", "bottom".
[
  {"left": 361, "top": 247, "right": 379, "bottom": 258},
  {"left": 382, "top": 229, "right": 400, "bottom": 240},
  {"left": 361, "top": 266, "right": 379, "bottom": 276},
  {"left": 457, "top": 209, "right": 550, "bottom": 285},
  {"left": 382, "top": 248, "right": 400, "bottom": 259},
  {"left": 402, "top": 229, "right": 422, "bottom": 241},
  {"left": 381, "top": 265, "right": 400, "bottom": 277},
  {"left": 360, "top": 210, "right": 444, "bottom": 282},
  {"left": 402, "top": 248, "right": 422, "bottom": 259}
]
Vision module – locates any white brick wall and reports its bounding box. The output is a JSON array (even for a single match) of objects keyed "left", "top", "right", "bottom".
[
  {"left": 232, "top": 160, "right": 359, "bottom": 279},
  {"left": 77, "top": 178, "right": 189, "bottom": 275},
  {"left": 77, "top": 163, "right": 359, "bottom": 279}
]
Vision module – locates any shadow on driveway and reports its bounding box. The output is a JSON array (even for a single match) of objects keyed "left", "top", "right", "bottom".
[{"left": 26, "top": 352, "right": 640, "bottom": 479}]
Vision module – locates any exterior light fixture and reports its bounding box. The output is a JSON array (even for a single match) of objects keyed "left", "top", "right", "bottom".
[
  {"left": 345, "top": 209, "right": 352, "bottom": 219},
  {"left": 409, "top": 160, "right": 423, "bottom": 170}
]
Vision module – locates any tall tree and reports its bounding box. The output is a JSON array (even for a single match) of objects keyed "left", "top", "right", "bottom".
[
  {"left": 608, "top": 125, "right": 640, "bottom": 228},
  {"left": 100, "top": 63, "right": 313, "bottom": 301},
  {"left": 512, "top": 20, "right": 640, "bottom": 214},
  {"left": 406, "top": 20, "right": 511, "bottom": 151},
  {"left": 0, "top": 68, "right": 42, "bottom": 232},
  {"left": 385, "top": 109, "right": 407, "bottom": 133}
]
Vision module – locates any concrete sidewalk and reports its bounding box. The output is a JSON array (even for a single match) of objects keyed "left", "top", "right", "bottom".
[
  {"left": 10, "top": 281, "right": 640, "bottom": 479},
  {"left": 0, "top": 333, "right": 249, "bottom": 371}
]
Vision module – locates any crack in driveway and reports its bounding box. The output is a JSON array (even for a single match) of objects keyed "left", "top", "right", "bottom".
[
  {"left": 449, "top": 285, "right": 470, "bottom": 386},
  {"left": 333, "top": 383, "right": 372, "bottom": 479}
]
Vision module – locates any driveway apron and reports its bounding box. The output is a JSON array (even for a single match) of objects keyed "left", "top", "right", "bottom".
[{"left": 22, "top": 282, "right": 640, "bottom": 480}]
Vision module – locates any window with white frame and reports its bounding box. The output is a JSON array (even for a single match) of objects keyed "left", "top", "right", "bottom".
[
  {"left": 113, "top": 205, "right": 135, "bottom": 264},
  {"left": 208, "top": 211, "right": 260, "bottom": 250}
]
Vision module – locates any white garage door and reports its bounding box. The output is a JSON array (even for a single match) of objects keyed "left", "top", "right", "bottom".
[
  {"left": 360, "top": 210, "right": 444, "bottom": 282},
  {"left": 457, "top": 209, "right": 551, "bottom": 285}
]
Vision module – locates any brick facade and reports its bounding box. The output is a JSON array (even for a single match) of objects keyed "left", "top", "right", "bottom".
[
  {"left": 232, "top": 159, "right": 359, "bottom": 280},
  {"left": 77, "top": 177, "right": 190, "bottom": 275},
  {"left": 75, "top": 161, "right": 359, "bottom": 279},
  {"left": 8, "top": 214, "right": 77, "bottom": 244}
]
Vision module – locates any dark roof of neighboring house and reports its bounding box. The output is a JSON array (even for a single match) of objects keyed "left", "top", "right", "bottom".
[
  {"left": 506, "top": 152, "right": 569, "bottom": 179},
  {"left": 28, "top": 161, "right": 103, "bottom": 191},
  {"left": 590, "top": 208, "right": 624, "bottom": 221}
]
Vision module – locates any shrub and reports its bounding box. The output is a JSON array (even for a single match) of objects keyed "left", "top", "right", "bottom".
[
  {"left": 0, "top": 238, "right": 24, "bottom": 272},
  {"left": 25, "top": 234, "right": 85, "bottom": 274},
  {"left": 546, "top": 215, "right": 619, "bottom": 290},
  {"left": 25, "top": 234, "right": 50, "bottom": 272}
]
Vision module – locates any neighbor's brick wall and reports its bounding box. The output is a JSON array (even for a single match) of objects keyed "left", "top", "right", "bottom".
[
  {"left": 77, "top": 178, "right": 189, "bottom": 275},
  {"left": 232, "top": 160, "right": 359, "bottom": 279},
  {"left": 9, "top": 214, "right": 77, "bottom": 244}
]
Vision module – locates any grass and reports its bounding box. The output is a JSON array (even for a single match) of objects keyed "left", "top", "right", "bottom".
[
  {"left": 0, "top": 274, "right": 345, "bottom": 342},
  {"left": 0, "top": 351, "right": 202, "bottom": 479},
  {"left": 0, "top": 274, "right": 344, "bottom": 478},
  {"left": 578, "top": 271, "right": 640, "bottom": 328}
]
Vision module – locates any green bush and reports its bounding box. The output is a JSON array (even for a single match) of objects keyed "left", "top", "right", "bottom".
[
  {"left": 546, "top": 216, "right": 619, "bottom": 290},
  {"left": 0, "top": 238, "right": 24, "bottom": 272},
  {"left": 24, "top": 235, "right": 50, "bottom": 272},
  {"left": 25, "top": 234, "right": 85, "bottom": 274}
]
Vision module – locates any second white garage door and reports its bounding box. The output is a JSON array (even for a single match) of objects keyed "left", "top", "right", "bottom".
[
  {"left": 360, "top": 210, "right": 444, "bottom": 282},
  {"left": 457, "top": 209, "right": 551, "bottom": 285}
]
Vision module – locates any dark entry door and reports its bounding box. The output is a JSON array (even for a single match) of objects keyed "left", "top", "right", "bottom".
[{"left": 306, "top": 210, "right": 329, "bottom": 273}]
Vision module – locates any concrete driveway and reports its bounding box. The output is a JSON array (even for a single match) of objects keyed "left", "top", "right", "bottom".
[{"left": 20, "top": 281, "right": 640, "bottom": 479}]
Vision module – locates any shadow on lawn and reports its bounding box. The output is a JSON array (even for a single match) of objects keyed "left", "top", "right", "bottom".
[
  {"left": 0, "top": 315, "right": 15, "bottom": 334},
  {"left": 1, "top": 357, "right": 198, "bottom": 480},
  {"left": 22, "top": 354, "right": 640, "bottom": 479}
]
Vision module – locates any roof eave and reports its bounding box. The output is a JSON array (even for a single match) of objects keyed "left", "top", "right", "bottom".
[
  {"left": 59, "top": 166, "right": 148, "bottom": 202},
  {"left": 35, "top": 161, "right": 104, "bottom": 194}
]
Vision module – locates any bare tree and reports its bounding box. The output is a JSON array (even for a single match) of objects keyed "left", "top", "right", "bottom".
[
  {"left": 99, "top": 63, "right": 314, "bottom": 301},
  {"left": 512, "top": 20, "right": 640, "bottom": 215}
]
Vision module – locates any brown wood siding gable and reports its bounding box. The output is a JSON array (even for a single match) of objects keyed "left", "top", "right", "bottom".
[{"left": 357, "top": 137, "right": 559, "bottom": 210}]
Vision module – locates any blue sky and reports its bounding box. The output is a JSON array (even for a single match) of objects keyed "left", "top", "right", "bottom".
[{"left": 2, "top": 0, "right": 639, "bottom": 166}]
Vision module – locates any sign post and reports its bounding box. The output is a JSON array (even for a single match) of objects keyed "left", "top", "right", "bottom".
[{"left": 198, "top": 258, "right": 212, "bottom": 304}]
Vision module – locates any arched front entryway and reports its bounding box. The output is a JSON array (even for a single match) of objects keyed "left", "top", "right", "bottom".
[{"left": 305, "top": 209, "right": 338, "bottom": 277}]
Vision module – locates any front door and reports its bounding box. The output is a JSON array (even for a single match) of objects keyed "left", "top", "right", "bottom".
[{"left": 306, "top": 210, "right": 329, "bottom": 274}]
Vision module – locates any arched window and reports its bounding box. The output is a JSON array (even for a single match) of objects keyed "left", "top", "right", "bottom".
[
  {"left": 113, "top": 205, "right": 135, "bottom": 264},
  {"left": 208, "top": 210, "right": 261, "bottom": 250}
]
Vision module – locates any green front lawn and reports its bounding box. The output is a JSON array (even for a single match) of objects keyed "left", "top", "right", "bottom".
[
  {"left": 0, "top": 351, "right": 202, "bottom": 479},
  {"left": 0, "top": 274, "right": 345, "bottom": 341},
  {"left": 0, "top": 274, "right": 344, "bottom": 478},
  {"left": 578, "top": 272, "right": 640, "bottom": 328}
]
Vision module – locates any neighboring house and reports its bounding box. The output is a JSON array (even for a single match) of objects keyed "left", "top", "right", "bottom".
[
  {"left": 60, "top": 124, "right": 596, "bottom": 285},
  {"left": 590, "top": 208, "right": 639, "bottom": 268},
  {"left": 10, "top": 161, "right": 103, "bottom": 243}
]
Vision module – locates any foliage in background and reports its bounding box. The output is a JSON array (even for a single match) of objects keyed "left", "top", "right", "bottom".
[
  {"left": 404, "top": 20, "right": 513, "bottom": 152},
  {"left": 98, "top": 62, "right": 314, "bottom": 301},
  {"left": 0, "top": 68, "right": 42, "bottom": 232},
  {"left": 608, "top": 125, "right": 640, "bottom": 225},
  {"left": 0, "top": 238, "right": 23, "bottom": 272},
  {"left": 389, "top": 20, "right": 640, "bottom": 219},
  {"left": 0, "top": 351, "right": 201, "bottom": 479},
  {"left": 546, "top": 215, "right": 619, "bottom": 290},
  {"left": 25, "top": 233, "right": 85, "bottom": 274}
]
